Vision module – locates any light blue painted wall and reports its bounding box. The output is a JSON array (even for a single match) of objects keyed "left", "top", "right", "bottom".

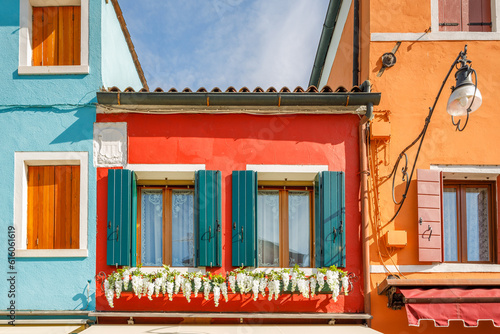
[
  {"left": 101, "top": 0, "right": 144, "bottom": 91},
  {"left": 0, "top": 0, "right": 143, "bottom": 311},
  {"left": 0, "top": 107, "right": 96, "bottom": 311},
  {"left": 0, "top": 0, "right": 103, "bottom": 106}
]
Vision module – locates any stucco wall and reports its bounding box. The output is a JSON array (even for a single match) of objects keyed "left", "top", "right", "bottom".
[
  {"left": 0, "top": 0, "right": 102, "bottom": 106},
  {"left": 101, "top": 1, "right": 143, "bottom": 91},
  {"left": 94, "top": 113, "right": 364, "bottom": 314},
  {"left": 0, "top": 107, "right": 96, "bottom": 310}
]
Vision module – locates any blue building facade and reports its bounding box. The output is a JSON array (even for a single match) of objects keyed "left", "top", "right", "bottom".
[{"left": 0, "top": 0, "right": 145, "bottom": 325}]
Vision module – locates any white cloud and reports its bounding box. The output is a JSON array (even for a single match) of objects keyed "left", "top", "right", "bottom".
[{"left": 119, "top": 0, "right": 329, "bottom": 90}]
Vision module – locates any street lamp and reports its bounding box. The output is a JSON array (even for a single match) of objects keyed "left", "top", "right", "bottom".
[{"left": 388, "top": 45, "right": 481, "bottom": 222}]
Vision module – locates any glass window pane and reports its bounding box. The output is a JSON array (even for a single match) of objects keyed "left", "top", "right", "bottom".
[
  {"left": 466, "top": 187, "right": 489, "bottom": 262},
  {"left": 171, "top": 190, "right": 195, "bottom": 267},
  {"left": 443, "top": 188, "right": 458, "bottom": 262},
  {"left": 288, "top": 191, "right": 310, "bottom": 267},
  {"left": 257, "top": 190, "right": 280, "bottom": 267},
  {"left": 141, "top": 189, "right": 163, "bottom": 266}
]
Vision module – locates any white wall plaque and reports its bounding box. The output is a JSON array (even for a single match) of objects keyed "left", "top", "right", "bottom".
[{"left": 93, "top": 122, "right": 127, "bottom": 167}]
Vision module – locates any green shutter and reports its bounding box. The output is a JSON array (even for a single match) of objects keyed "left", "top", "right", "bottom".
[
  {"left": 231, "top": 171, "right": 257, "bottom": 267},
  {"left": 195, "top": 170, "right": 221, "bottom": 267},
  {"left": 107, "top": 169, "right": 136, "bottom": 266},
  {"left": 315, "top": 171, "right": 345, "bottom": 268}
]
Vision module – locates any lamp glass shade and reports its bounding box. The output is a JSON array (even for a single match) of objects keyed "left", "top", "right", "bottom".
[{"left": 446, "top": 83, "right": 482, "bottom": 116}]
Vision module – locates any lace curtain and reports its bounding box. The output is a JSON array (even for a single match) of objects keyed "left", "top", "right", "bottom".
[
  {"left": 288, "top": 191, "right": 310, "bottom": 267},
  {"left": 257, "top": 191, "right": 280, "bottom": 267},
  {"left": 171, "top": 190, "right": 194, "bottom": 267},
  {"left": 141, "top": 189, "right": 163, "bottom": 266},
  {"left": 466, "top": 187, "right": 489, "bottom": 261}
]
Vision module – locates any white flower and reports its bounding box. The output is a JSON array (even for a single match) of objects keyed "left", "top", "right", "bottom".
[
  {"left": 220, "top": 282, "right": 228, "bottom": 302},
  {"left": 203, "top": 280, "right": 212, "bottom": 301},
  {"left": 131, "top": 275, "right": 142, "bottom": 297},
  {"left": 326, "top": 270, "right": 340, "bottom": 302},
  {"left": 252, "top": 279, "right": 260, "bottom": 301},
  {"left": 213, "top": 285, "right": 221, "bottom": 307},
  {"left": 290, "top": 271, "right": 298, "bottom": 292},
  {"left": 147, "top": 282, "right": 155, "bottom": 301},
  {"left": 228, "top": 275, "right": 236, "bottom": 293},
  {"left": 309, "top": 276, "right": 317, "bottom": 296},
  {"left": 174, "top": 275, "right": 183, "bottom": 294},
  {"left": 193, "top": 276, "right": 202, "bottom": 297},
  {"left": 281, "top": 272, "right": 290, "bottom": 291},
  {"left": 104, "top": 279, "right": 114, "bottom": 308},
  {"left": 236, "top": 273, "right": 246, "bottom": 294},
  {"left": 268, "top": 279, "right": 275, "bottom": 301},
  {"left": 114, "top": 279, "right": 123, "bottom": 299},
  {"left": 317, "top": 272, "right": 325, "bottom": 291},
  {"left": 297, "top": 278, "right": 309, "bottom": 298},
  {"left": 141, "top": 278, "right": 149, "bottom": 297},
  {"left": 182, "top": 279, "right": 192, "bottom": 303},
  {"left": 245, "top": 275, "right": 253, "bottom": 293},
  {"left": 154, "top": 277, "right": 163, "bottom": 297},
  {"left": 341, "top": 275, "right": 349, "bottom": 296},
  {"left": 122, "top": 269, "right": 131, "bottom": 290},
  {"left": 259, "top": 278, "right": 267, "bottom": 297},
  {"left": 273, "top": 280, "right": 280, "bottom": 300},
  {"left": 166, "top": 281, "right": 174, "bottom": 301}
]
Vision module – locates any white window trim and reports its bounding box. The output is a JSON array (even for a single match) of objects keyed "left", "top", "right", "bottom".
[
  {"left": 430, "top": 164, "right": 500, "bottom": 180},
  {"left": 246, "top": 164, "right": 329, "bottom": 182},
  {"left": 14, "top": 152, "right": 89, "bottom": 257},
  {"left": 126, "top": 164, "right": 206, "bottom": 181},
  {"left": 371, "top": 0, "right": 500, "bottom": 41},
  {"left": 18, "top": 0, "right": 89, "bottom": 75},
  {"left": 371, "top": 263, "right": 500, "bottom": 273}
]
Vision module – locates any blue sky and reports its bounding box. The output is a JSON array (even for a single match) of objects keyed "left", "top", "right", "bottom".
[{"left": 118, "top": 0, "right": 330, "bottom": 90}]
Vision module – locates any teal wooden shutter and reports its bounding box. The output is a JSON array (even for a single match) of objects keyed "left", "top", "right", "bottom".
[
  {"left": 107, "top": 169, "right": 136, "bottom": 266},
  {"left": 195, "top": 170, "right": 221, "bottom": 267},
  {"left": 231, "top": 171, "right": 257, "bottom": 267},
  {"left": 315, "top": 171, "right": 345, "bottom": 268}
]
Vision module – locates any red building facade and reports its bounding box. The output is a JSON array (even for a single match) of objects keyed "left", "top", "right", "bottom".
[{"left": 92, "top": 87, "right": 380, "bottom": 326}]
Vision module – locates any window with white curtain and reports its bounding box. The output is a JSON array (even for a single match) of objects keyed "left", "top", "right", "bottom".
[{"left": 138, "top": 186, "right": 194, "bottom": 267}]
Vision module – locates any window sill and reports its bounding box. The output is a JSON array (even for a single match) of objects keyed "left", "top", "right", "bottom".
[
  {"left": 16, "top": 249, "right": 88, "bottom": 258},
  {"left": 139, "top": 267, "right": 206, "bottom": 274},
  {"left": 18, "top": 65, "right": 89, "bottom": 75},
  {"left": 371, "top": 31, "right": 500, "bottom": 42}
]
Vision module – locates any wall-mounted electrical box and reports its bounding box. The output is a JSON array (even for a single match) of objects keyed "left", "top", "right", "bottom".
[
  {"left": 370, "top": 121, "right": 391, "bottom": 141},
  {"left": 385, "top": 230, "right": 407, "bottom": 248}
]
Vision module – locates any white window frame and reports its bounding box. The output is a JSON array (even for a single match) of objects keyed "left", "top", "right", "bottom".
[
  {"left": 127, "top": 163, "right": 207, "bottom": 272},
  {"left": 18, "top": 0, "right": 89, "bottom": 75},
  {"left": 371, "top": 0, "right": 500, "bottom": 41},
  {"left": 14, "top": 152, "right": 89, "bottom": 257}
]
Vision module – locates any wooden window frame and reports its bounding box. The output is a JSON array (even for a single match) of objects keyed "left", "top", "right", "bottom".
[
  {"left": 437, "top": 0, "right": 493, "bottom": 32},
  {"left": 136, "top": 184, "right": 195, "bottom": 267},
  {"left": 257, "top": 185, "right": 314, "bottom": 268},
  {"left": 443, "top": 180, "right": 496, "bottom": 263}
]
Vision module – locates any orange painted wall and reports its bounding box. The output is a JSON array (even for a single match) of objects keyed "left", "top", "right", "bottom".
[
  {"left": 326, "top": 1, "right": 500, "bottom": 332},
  {"left": 328, "top": 2, "right": 354, "bottom": 89}
]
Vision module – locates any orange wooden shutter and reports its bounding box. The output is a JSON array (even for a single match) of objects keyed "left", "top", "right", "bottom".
[
  {"left": 32, "top": 6, "right": 81, "bottom": 66},
  {"left": 27, "top": 166, "right": 79, "bottom": 249},
  {"left": 417, "top": 169, "right": 443, "bottom": 262}
]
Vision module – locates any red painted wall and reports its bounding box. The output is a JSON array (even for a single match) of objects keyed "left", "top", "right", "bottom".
[{"left": 95, "top": 113, "right": 363, "bottom": 313}]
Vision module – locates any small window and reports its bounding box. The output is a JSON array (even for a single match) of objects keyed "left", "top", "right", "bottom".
[
  {"left": 439, "top": 0, "right": 492, "bottom": 32},
  {"left": 32, "top": 6, "right": 81, "bottom": 66},
  {"left": 27, "top": 165, "right": 80, "bottom": 249},
  {"left": 257, "top": 187, "right": 313, "bottom": 267},
  {"left": 137, "top": 186, "right": 195, "bottom": 267},
  {"left": 443, "top": 182, "right": 494, "bottom": 263}
]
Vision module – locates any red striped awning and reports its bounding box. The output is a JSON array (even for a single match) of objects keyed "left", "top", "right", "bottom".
[{"left": 400, "top": 287, "right": 500, "bottom": 327}]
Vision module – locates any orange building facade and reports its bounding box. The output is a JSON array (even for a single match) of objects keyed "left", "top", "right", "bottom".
[{"left": 311, "top": 0, "right": 500, "bottom": 333}]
